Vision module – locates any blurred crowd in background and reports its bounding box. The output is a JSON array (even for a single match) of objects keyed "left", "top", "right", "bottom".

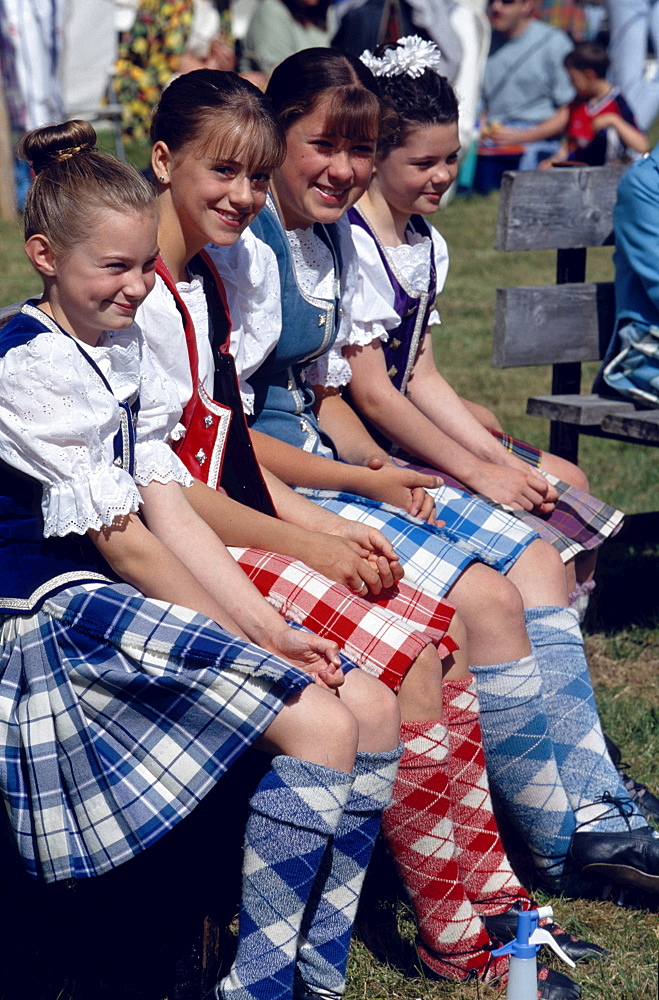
[{"left": 0, "top": 0, "right": 656, "bottom": 205}]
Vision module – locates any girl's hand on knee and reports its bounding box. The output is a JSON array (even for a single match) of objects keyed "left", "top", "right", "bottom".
[
  {"left": 501, "top": 454, "right": 559, "bottom": 507},
  {"left": 471, "top": 463, "right": 557, "bottom": 513},
  {"left": 360, "top": 460, "right": 444, "bottom": 525},
  {"left": 268, "top": 624, "right": 345, "bottom": 684}
]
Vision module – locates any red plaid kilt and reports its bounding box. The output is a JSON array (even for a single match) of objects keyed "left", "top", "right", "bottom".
[{"left": 230, "top": 547, "right": 458, "bottom": 692}]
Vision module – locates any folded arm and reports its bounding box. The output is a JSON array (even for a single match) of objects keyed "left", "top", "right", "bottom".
[{"left": 185, "top": 474, "right": 400, "bottom": 592}]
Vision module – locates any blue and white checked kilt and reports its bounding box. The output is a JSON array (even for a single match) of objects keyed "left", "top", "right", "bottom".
[
  {"left": 401, "top": 458, "right": 624, "bottom": 563},
  {"left": 0, "top": 582, "right": 319, "bottom": 884},
  {"left": 298, "top": 485, "right": 538, "bottom": 597}
]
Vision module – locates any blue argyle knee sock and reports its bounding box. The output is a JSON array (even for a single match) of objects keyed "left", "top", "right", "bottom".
[
  {"left": 470, "top": 654, "right": 575, "bottom": 875},
  {"left": 525, "top": 605, "right": 646, "bottom": 833},
  {"left": 296, "top": 745, "right": 402, "bottom": 997},
  {"left": 217, "top": 755, "right": 354, "bottom": 1000}
]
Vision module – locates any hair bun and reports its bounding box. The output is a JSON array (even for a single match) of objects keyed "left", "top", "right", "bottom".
[{"left": 19, "top": 120, "right": 97, "bottom": 175}]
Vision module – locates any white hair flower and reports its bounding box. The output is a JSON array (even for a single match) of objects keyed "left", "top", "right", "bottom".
[{"left": 360, "top": 35, "right": 442, "bottom": 79}]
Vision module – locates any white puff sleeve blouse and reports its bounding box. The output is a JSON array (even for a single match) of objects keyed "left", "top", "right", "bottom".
[
  {"left": 0, "top": 308, "right": 192, "bottom": 539},
  {"left": 207, "top": 228, "right": 282, "bottom": 414},
  {"left": 301, "top": 215, "right": 359, "bottom": 390},
  {"left": 349, "top": 221, "right": 450, "bottom": 347}
]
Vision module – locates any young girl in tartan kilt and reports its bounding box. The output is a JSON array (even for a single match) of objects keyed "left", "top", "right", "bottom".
[
  {"left": 140, "top": 70, "right": 593, "bottom": 996},
  {"left": 206, "top": 45, "right": 659, "bottom": 986},
  {"left": 345, "top": 34, "right": 623, "bottom": 612},
  {"left": 0, "top": 119, "right": 406, "bottom": 1000}
]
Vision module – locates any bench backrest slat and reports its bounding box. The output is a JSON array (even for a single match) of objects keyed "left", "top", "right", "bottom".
[
  {"left": 492, "top": 282, "right": 616, "bottom": 367},
  {"left": 495, "top": 165, "right": 628, "bottom": 252}
]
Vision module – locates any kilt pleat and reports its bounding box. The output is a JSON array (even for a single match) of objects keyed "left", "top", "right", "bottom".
[
  {"left": 230, "top": 547, "right": 458, "bottom": 691},
  {"left": 297, "top": 489, "right": 538, "bottom": 597},
  {"left": 0, "top": 583, "right": 311, "bottom": 883}
]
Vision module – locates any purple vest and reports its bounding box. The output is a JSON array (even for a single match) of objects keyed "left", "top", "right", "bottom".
[{"left": 347, "top": 207, "right": 437, "bottom": 451}]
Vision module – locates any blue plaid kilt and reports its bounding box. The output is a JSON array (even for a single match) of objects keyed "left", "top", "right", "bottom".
[
  {"left": 399, "top": 456, "right": 624, "bottom": 563},
  {"left": 0, "top": 582, "right": 319, "bottom": 884},
  {"left": 298, "top": 486, "right": 538, "bottom": 597}
]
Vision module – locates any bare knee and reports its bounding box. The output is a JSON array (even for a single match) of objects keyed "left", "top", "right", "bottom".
[
  {"left": 397, "top": 641, "right": 445, "bottom": 721},
  {"left": 517, "top": 538, "right": 566, "bottom": 584},
  {"left": 508, "top": 539, "right": 569, "bottom": 607},
  {"left": 447, "top": 609, "right": 468, "bottom": 652},
  {"left": 339, "top": 669, "right": 401, "bottom": 751},
  {"left": 259, "top": 684, "right": 359, "bottom": 771},
  {"left": 453, "top": 564, "right": 525, "bottom": 625},
  {"left": 448, "top": 565, "right": 530, "bottom": 664},
  {"left": 540, "top": 452, "right": 590, "bottom": 493}
]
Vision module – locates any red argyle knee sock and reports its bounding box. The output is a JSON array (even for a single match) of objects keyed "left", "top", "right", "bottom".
[
  {"left": 381, "top": 719, "right": 506, "bottom": 981},
  {"left": 443, "top": 677, "right": 530, "bottom": 917}
]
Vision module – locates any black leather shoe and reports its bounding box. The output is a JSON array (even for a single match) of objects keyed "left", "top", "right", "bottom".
[
  {"left": 604, "top": 734, "right": 659, "bottom": 826},
  {"left": 537, "top": 964, "right": 582, "bottom": 1000},
  {"left": 570, "top": 825, "right": 659, "bottom": 894},
  {"left": 419, "top": 944, "right": 581, "bottom": 999},
  {"left": 293, "top": 973, "right": 341, "bottom": 1000},
  {"left": 483, "top": 902, "right": 609, "bottom": 962}
]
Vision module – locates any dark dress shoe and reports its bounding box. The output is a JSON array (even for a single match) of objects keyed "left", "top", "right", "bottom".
[
  {"left": 293, "top": 973, "right": 341, "bottom": 1000},
  {"left": 419, "top": 946, "right": 581, "bottom": 999},
  {"left": 537, "top": 964, "right": 582, "bottom": 1000},
  {"left": 483, "top": 902, "right": 609, "bottom": 962},
  {"left": 604, "top": 734, "right": 659, "bottom": 826},
  {"left": 570, "top": 825, "right": 659, "bottom": 894}
]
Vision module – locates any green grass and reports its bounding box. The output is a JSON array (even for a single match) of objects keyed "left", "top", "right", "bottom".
[{"left": 1, "top": 184, "right": 658, "bottom": 1000}]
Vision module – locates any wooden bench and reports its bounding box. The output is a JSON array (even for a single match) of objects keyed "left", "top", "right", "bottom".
[{"left": 491, "top": 164, "right": 659, "bottom": 541}]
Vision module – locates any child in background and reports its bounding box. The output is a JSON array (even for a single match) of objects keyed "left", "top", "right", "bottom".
[
  {"left": 541, "top": 42, "right": 648, "bottom": 167},
  {"left": 0, "top": 118, "right": 403, "bottom": 1000}
]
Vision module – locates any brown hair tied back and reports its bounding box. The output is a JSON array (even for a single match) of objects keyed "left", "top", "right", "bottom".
[
  {"left": 19, "top": 120, "right": 96, "bottom": 175},
  {"left": 19, "top": 119, "right": 154, "bottom": 256}
]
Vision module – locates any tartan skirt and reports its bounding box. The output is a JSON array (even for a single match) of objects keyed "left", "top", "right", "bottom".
[
  {"left": 0, "top": 582, "right": 316, "bottom": 883},
  {"left": 490, "top": 429, "right": 543, "bottom": 467},
  {"left": 231, "top": 547, "right": 458, "bottom": 691},
  {"left": 297, "top": 487, "right": 538, "bottom": 597},
  {"left": 399, "top": 450, "right": 624, "bottom": 563}
]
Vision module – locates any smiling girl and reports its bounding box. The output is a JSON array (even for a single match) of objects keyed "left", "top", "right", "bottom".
[
  {"left": 139, "top": 67, "right": 466, "bottom": 763},
  {"left": 345, "top": 37, "right": 623, "bottom": 609},
  {"left": 0, "top": 118, "right": 406, "bottom": 1000}
]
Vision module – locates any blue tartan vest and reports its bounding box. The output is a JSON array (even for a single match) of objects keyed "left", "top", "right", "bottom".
[
  {"left": 246, "top": 200, "right": 343, "bottom": 457},
  {"left": 0, "top": 308, "right": 130, "bottom": 613}
]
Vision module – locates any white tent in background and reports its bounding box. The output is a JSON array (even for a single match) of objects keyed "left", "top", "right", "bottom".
[
  {"left": 61, "top": 0, "right": 118, "bottom": 122},
  {"left": 0, "top": 0, "right": 66, "bottom": 131},
  {"left": 0, "top": 0, "right": 118, "bottom": 128}
]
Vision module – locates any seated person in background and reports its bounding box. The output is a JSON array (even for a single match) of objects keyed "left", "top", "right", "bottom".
[
  {"left": 239, "top": 0, "right": 333, "bottom": 78},
  {"left": 593, "top": 141, "right": 659, "bottom": 406},
  {"left": 541, "top": 42, "right": 649, "bottom": 167},
  {"left": 481, "top": 0, "right": 574, "bottom": 169}
]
